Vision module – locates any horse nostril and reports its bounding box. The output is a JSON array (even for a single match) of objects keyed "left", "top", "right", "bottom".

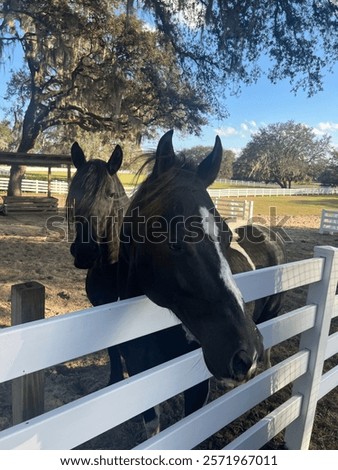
[{"left": 231, "top": 350, "right": 254, "bottom": 380}]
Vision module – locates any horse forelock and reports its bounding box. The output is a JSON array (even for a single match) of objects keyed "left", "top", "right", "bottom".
[
  {"left": 67, "top": 159, "right": 129, "bottom": 265},
  {"left": 68, "top": 160, "right": 128, "bottom": 215},
  {"left": 130, "top": 154, "right": 205, "bottom": 219}
]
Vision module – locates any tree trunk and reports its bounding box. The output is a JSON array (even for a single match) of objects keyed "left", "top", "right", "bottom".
[
  {"left": 7, "top": 91, "right": 41, "bottom": 196},
  {"left": 7, "top": 125, "right": 40, "bottom": 196},
  {"left": 7, "top": 165, "right": 27, "bottom": 196},
  {"left": 276, "top": 179, "right": 286, "bottom": 188}
]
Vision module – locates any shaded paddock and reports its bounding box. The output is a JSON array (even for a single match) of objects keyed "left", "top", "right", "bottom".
[{"left": 0, "top": 212, "right": 337, "bottom": 449}]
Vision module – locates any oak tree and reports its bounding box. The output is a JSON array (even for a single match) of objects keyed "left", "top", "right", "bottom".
[
  {"left": 181, "top": 145, "right": 235, "bottom": 179},
  {"left": 0, "top": 1, "right": 208, "bottom": 194},
  {"left": 3, "top": 1, "right": 338, "bottom": 194},
  {"left": 233, "top": 121, "right": 331, "bottom": 188},
  {"left": 318, "top": 150, "right": 338, "bottom": 186},
  {"left": 137, "top": 0, "right": 338, "bottom": 113}
]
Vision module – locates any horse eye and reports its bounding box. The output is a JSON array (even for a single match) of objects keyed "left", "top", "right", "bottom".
[{"left": 107, "top": 192, "right": 115, "bottom": 199}]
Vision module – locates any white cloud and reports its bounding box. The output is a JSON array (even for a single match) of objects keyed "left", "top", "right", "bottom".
[
  {"left": 216, "top": 120, "right": 259, "bottom": 139},
  {"left": 239, "top": 120, "right": 258, "bottom": 137},
  {"left": 248, "top": 120, "right": 258, "bottom": 128},
  {"left": 313, "top": 121, "right": 338, "bottom": 135},
  {"left": 216, "top": 126, "right": 238, "bottom": 137},
  {"left": 228, "top": 147, "right": 242, "bottom": 157}
]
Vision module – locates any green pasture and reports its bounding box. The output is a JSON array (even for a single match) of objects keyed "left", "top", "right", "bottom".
[
  {"left": 25, "top": 169, "right": 321, "bottom": 190},
  {"left": 20, "top": 169, "right": 338, "bottom": 217},
  {"left": 24, "top": 168, "right": 269, "bottom": 188},
  {"left": 249, "top": 195, "right": 338, "bottom": 217}
]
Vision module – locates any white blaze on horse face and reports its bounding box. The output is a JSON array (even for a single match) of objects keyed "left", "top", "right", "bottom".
[{"left": 199, "top": 207, "right": 244, "bottom": 312}]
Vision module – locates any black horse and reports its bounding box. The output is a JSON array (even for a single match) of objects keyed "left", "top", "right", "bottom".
[
  {"left": 66, "top": 142, "right": 130, "bottom": 383},
  {"left": 117, "top": 130, "right": 286, "bottom": 435}
]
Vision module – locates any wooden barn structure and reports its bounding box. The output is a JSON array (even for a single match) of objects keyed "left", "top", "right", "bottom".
[
  {"left": 0, "top": 151, "right": 72, "bottom": 196},
  {"left": 0, "top": 151, "right": 71, "bottom": 214}
]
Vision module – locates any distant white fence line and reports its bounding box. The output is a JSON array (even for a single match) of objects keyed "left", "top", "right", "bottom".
[
  {"left": 0, "top": 246, "right": 337, "bottom": 450},
  {"left": 0, "top": 177, "right": 68, "bottom": 194},
  {"left": 319, "top": 209, "right": 338, "bottom": 235},
  {"left": 1, "top": 176, "right": 337, "bottom": 198},
  {"left": 216, "top": 178, "right": 278, "bottom": 187},
  {"left": 209, "top": 186, "right": 338, "bottom": 198}
]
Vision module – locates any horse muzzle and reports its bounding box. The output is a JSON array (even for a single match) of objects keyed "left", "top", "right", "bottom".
[
  {"left": 230, "top": 348, "right": 260, "bottom": 382},
  {"left": 201, "top": 324, "right": 264, "bottom": 383},
  {"left": 70, "top": 241, "right": 100, "bottom": 269},
  {"left": 203, "top": 347, "right": 259, "bottom": 383}
]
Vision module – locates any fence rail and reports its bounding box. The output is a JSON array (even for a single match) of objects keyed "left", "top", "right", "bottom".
[
  {"left": 1, "top": 176, "right": 337, "bottom": 198},
  {"left": 0, "top": 177, "right": 68, "bottom": 194},
  {"left": 319, "top": 209, "right": 338, "bottom": 234},
  {"left": 209, "top": 186, "right": 338, "bottom": 198},
  {"left": 216, "top": 178, "right": 278, "bottom": 187},
  {"left": 214, "top": 198, "right": 254, "bottom": 221},
  {"left": 0, "top": 246, "right": 337, "bottom": 450}
]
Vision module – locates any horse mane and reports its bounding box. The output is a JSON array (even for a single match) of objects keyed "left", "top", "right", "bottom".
[
  {"left": 130, "top": 151, "right": 202, "bottom": 217},
  {"left": 135, "top": 149, "right": 197, "bottom": 179},
  {"left": 66, "top": 159, "right": 129, "bottom": 264},
  {"left": 67, "top": 159, "right": 128, "bottom": 217}
]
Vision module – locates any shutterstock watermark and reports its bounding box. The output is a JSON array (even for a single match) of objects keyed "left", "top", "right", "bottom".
[{"left": 44, "top": 207, "right": 293, "bottom": 245}]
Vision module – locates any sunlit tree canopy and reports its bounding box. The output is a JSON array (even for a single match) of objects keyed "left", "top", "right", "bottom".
[{"left": 233, "top": 121, "right": 332, "bottom": 188}]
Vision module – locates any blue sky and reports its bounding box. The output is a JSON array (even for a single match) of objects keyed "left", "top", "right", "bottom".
[
  {"left": 166, "top": 62, "right": 338, "bottom": 153},
  {"left": 1, "top": 43, "right": 338, "bottom": 155}
]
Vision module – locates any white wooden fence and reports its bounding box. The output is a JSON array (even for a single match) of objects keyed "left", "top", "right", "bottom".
[
  {"left": 1, "top": 176, "right": 337, "bottom": 198},
  {"left": 209, "top": 187, "right": 338, "bottom": 198},
  {"left": 319, "top": 209, "right": 338, "bottom": 235},
  {"left": 0, "top": 246, "right": 337, "bottom": 450},
  {"left": 214, "top": 198, "right": 254, "bottom": 221},
  {"left": 0, "top": 177, "right": 68, "bottom": 194},
  {"left": 0, "top": 177, "right": 136, "bottom": 198},
  {"left": 216, "top": 178, "right": 278, "bottom": 187}
]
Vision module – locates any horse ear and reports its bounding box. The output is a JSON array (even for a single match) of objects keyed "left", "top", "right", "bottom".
[
  {"left": 197, "top": 136, "right": 223, "bottom": 187},
  {"left": 108, "top": 145, "right": 123, "bottom": 175},
  {"left": 153, "top": 130, "right": 176, "bottom": 176},
  {"left": 71, "top": 142, "right": 86, "bottom": 169}
]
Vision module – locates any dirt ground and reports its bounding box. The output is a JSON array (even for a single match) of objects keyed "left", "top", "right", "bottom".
[{"left": 0, "top": 207, "right": 337, "bottom": 450}]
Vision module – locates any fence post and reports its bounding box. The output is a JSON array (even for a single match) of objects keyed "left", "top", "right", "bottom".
[
  {"left": 319, "top": 209, "right": 325, "bottom": 234},
  {"left": 247, "top": 200, "right": 254, "bottom": 220},
  {"left": 11, "top": 282, "right": 45, "bottom": 425},
  {"left": 284, "top": 246, "right": 338, "bottom": 449},
  {"left": 47, "top": 166, "right": 52, "bottom": 197}
]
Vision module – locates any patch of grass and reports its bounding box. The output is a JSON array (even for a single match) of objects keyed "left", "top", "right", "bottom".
[
  {"left": 16, "top": 169, "right": 338, "bottom": 217},
  {"left": 25, "top": 173, "right": 56, "bottom": 182},
  {"left": 210, "top": 182, "right": 261, "bottom": 189},
  {"left": 24, "top": 169, "right": 145, "bottom": 186},
  {"left": 119, "top": 173, "right": 145, "bottom": 186},
  {"left": 248, "top": 195, "right": 338, "bottom": 217}
]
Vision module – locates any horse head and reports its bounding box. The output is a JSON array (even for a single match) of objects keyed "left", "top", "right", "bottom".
[
  {"left": 67, "top": 142, "right": 128, "bottom": 269},
  {"left": 119, "top": 130, "right": 264, "bottom": 382}
]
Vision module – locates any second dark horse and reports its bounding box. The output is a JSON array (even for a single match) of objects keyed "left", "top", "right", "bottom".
[{"left": 67, "top": 142, "right": 129, "bottom": 384}]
